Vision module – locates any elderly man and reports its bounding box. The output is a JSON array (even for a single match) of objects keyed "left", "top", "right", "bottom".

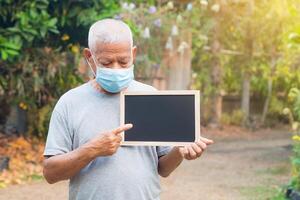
[{"left": 43, "top": 19, "right": 213, "bottom": 200}]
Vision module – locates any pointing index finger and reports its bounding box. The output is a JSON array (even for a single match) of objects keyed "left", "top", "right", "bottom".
[{"left": 112, "top": 124, "right": 133, "bottom": 135}]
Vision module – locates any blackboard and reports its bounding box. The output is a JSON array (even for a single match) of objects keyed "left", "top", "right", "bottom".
[{"left": 120, "top": 90, "right": 200, "bottom": 146}]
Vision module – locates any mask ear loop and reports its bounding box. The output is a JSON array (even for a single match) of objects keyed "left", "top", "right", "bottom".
[
  {"left": 85, "top": 57, "right": 96, "bottom": 78},
  {"left": 126, "top": 49, "right": 134, "bottom": 69}
]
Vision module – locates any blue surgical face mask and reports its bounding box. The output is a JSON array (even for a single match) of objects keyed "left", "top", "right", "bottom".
[
  {"left": 96, "top": 65, "right": 134, "bottom": 93},
  {"left": 86, "top": 54, "right": 134, "bottom": 93}
]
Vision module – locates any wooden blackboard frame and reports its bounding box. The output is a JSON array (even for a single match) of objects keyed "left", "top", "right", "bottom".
[{"left": 120, "top": 90, "right": 200, "bottom": 146}]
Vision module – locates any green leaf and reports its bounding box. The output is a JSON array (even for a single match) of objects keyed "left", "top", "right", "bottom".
[
  {"left": 49, "top": 28, "right": 59, "bottom": 34},
  {"left": 47, "top": 18, "right": 57, "bottom": 27},
  {"left": 23, "top": 28, "right": 38, "bottom": 36},
  {"left": 40, "top": 28, "right": 47, "bottom": 38},
  {"left": 1, "top": 50, "right": 8, "bottom": 60},
  {"left": 5, "top": 49, "right": 19, "bottom": 56}
]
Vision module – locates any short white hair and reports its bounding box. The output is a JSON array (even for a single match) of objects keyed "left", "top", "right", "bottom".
[{"left": 88, "top": 19, "right": 133, "bottom": 51}]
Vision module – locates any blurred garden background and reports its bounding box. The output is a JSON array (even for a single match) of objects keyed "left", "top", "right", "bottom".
[{"left": 0, "top": 0, "right": 300, "bottom": 199}]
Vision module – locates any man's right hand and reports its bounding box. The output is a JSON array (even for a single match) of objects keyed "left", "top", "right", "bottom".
[{"left": 84, "top": 124, "right": 133, "bottom": 158}]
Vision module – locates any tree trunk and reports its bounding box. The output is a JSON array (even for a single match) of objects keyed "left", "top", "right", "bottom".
[
  {"left": 209, "top": 16, "right": 222, "bottom": 128},
  {"left": 241, "top": 73, "right": 250, "bottom": 124},
  {"left": 241, "top": 0, "right": 254, "bottom": 126},
  {"left": 5, "top": 105, "right": 27, "bottom": 136},
  {"left": 261, "top": 77, "right": 272, "bottom": 125},
  {"left": 261, "top": 51, "right": 277, "bottom": 125}
]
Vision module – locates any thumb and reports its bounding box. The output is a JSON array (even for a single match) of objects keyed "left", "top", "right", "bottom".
[
  {"left": 200, "top": 137, "right": 214, "bottom": 145},
  {"left": 112, "top": 124, "right": 133, "bottom": 135}
]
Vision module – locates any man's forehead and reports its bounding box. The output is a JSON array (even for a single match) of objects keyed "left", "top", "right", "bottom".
[
  {"left": 92, "top": 41, "right": 132, "bottom": 54},
  {"left": 98, "top": 54, "right": 131, "bottom": 61}
]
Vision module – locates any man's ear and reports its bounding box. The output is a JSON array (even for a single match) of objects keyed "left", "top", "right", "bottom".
[
  {"left": 83, "top": 48, "right": 96, "bottom": 76},
  {"left": 83, "top": 48, "right": 92, "bottom": 60},
  {"left": 132, "top": 46, "right": 137, "bottom": 63}
]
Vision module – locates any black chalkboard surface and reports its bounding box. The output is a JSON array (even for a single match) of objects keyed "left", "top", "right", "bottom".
[{"left": 120, "top": 90, "right": 200, "bottom": 146}]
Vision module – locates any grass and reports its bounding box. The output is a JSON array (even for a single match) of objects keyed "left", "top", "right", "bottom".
[
  {"left": 239, "top": 185, "right": 283, "bottom": 200},
  {"left": 256, "top": 165, "right": 290, "bottom": 176},
  {"left": 238, "top": 165, "right": 290, "bottom": 199},
  {"left": 239, "top": 165, "right": 289, "bottom": 200}
]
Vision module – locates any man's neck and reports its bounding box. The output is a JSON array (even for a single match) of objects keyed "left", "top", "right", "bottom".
[
  {"left": 90, "top": 79, "right": 108, "bottom": 94},
  {"left": 90, "top": 79, "right": 128, "bottom": 95}
]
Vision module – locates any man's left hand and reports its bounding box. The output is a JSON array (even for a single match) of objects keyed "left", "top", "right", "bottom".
[{"left": 177, "top": 137, "right": 214, "bottom": 160}]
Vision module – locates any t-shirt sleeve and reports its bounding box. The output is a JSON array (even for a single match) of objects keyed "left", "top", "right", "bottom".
[
  {"left": 156, "top": 146, "right": 173, "bottom": 157},
  {"left": 43, "top": 110, "right": 73, "bottom": 156}
]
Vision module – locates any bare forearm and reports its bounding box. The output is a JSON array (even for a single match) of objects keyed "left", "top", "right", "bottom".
[
  {"left": 158, "top": 147, "right": 183, "bottom": 177},
  {"left": 43, "top": 145, "right": 95, "bottom": 184}
]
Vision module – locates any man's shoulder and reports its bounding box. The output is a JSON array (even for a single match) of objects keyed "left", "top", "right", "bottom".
[
  {"left": 53, "top": 82, "right": 90, "bottom": 112},
  {"left": 129, "top": 80, "right": 157, "bottom": 91},
  {"left": 61, "top": 82, "right": 90, "bottom": 100}
]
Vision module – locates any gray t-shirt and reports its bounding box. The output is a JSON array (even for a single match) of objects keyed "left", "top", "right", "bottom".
[{"left": 44, "top": 80, "right": 172, "bottom": 200}]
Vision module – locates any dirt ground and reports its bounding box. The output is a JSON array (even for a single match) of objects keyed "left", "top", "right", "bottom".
[{"left": 0, "top": 126, "right": 292, "bottom": 200}]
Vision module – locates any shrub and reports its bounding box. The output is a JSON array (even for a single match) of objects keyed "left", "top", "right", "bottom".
[
  {"left": 221, "top": 109, "right": 244, "bottom": 126},
  {"left": 283, "top": 88, "right": 300, "bottom": 193}
]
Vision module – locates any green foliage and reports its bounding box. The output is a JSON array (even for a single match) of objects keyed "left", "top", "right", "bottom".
[
  {"left": 47, "top": 0, "right": 120, "bottom": 48},
  {"left": 1, "top": 47, "right": 84, "bottom": 138},
  {"left": 0, "top": 0, "right": 120, "bottom": 61},
  {"left": 0, "top": 0, "right": 58, "bottom": 61},
  {"left": 291, "top": 138, "right": 300, "bottom": 191}
]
